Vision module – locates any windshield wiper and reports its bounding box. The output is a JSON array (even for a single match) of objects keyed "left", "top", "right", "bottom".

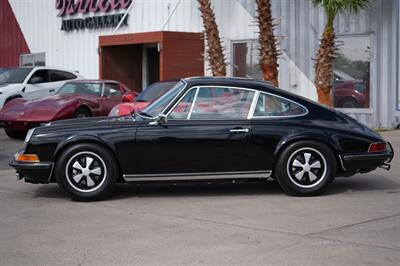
[{"left": 138, "top": 111, "right": 153, "bottom": 118}]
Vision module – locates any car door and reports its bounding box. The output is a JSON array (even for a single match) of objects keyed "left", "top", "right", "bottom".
[
  {"left": 100, "top": 83, "right": 124, "bottom": 115},
  {"left": 134, "top": 86, "right": 258, "bottom": 176},
  {"left": 23, "top": 69, "right": 53, "bottom": 99}
]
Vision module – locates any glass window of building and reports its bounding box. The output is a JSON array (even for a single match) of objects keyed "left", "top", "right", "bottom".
[
  {"left": 232, "top": 41, "right": 262, "bottom": 80},
  {"left": 20, "top": 52, "right": 46, "bottom": 67},
  {"left": 333, "top": 35, "right": 371, "bottom": 109}
]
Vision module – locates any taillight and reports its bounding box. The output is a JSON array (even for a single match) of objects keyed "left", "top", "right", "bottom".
[{"left": 368, "top": 142, "right": 387, "bottom": 153}]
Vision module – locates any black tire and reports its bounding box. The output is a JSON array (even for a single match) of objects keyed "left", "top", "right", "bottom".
[
  {"left": 275, "top": 141, "right": 336, "bottom": 196},
  {"left": 339, "top": 98, "right": 360, "bottom": 108},
  {"left": 55, "top": 143, "right": 118, "bottom": 201},
  {"left": 4, "top": 129, "right": 25, "bottom": 139},
  {"left": 74, "top": 107, "right": 91, "bottom": 118}
]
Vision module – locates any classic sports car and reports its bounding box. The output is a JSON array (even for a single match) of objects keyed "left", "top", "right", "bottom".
[
  {"left": 0, "top": 80, "right": 136, "bottom": 138},
  {"left": 10, "top": 77, "right": 393, "bottom": 201},
  {"left": 108, "top": 80, "right": 177, "bottom": 116}
]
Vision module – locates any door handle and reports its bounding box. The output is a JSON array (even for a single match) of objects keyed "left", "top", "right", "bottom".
[{"left": 229, "top": 128, "right": 249, "bottom": 133}]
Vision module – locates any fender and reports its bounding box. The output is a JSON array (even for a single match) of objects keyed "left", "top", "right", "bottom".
[
  {"left": 274, "top": 132, "right": 343, "bottom": 158},
  {"left": 54, "top": 134, "right": 118, "bottom": 159}
]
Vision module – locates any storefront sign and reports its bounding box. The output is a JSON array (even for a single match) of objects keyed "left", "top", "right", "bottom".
[{"left": 56, "top": 0, "right": 131, "bottom": 32}]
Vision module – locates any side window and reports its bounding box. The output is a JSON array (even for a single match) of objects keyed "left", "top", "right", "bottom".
[
  {"left": 28, "top": 70, "right": 49, "bottom": 84},
  {"left": 49, "top": 70, "right": 76, "bottom": 82},
  {"left": 190, "top": 87, "right": 255, "bottom": 120},
  {"left": 103, "top": 83, "right": 122, "bottom": 97},
  {"left": 253, "top": 93, "right": 307, "bottom": 117},
  {"left": 168, "top": 88, "right": 196, "bottom": 119}
]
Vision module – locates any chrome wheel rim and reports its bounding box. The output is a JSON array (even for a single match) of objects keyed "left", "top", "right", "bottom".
[
  {"left": 286, "top": 147, "right": 327, "bottom": 189},
  {"left": 65, "top": 151, "right": 107, "bottom": 193}
]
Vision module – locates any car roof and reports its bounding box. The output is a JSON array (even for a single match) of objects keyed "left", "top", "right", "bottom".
[
  {"left": 29, "top": 66, "right": 80, "bottom": 73},
  {"left": 67, "top": 79, "right": 119, "bottom": 84},
  {"left": 181, "top": 76, "right": 328, "bottom": 109}
]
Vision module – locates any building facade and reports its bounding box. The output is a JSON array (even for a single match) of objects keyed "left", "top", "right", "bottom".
[{"left": 1, "top": 0, "right": 399, "bottom": 128}]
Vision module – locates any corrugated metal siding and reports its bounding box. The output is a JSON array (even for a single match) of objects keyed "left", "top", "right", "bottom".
[
  {"left": 7, "top": 0, "right": 399, "bottom": 127},
  {"left": 0, "top": 0, "right": 29, "bottom": 67}
]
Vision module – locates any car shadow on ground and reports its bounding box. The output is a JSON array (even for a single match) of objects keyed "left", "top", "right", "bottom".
[{"left": 32, "top": 174, "right": 400, "bottom": 201}]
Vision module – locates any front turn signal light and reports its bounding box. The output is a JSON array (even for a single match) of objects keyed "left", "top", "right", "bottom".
[
  {"left": 368, "top": 142, "right": 387, "bottom": 153},
  {"left": 15, "top": 154, "right": 40, "bottom": 163}
]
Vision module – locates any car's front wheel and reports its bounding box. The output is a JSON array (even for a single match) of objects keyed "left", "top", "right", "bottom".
[
  {"left": 275, "top": 141, "right": 336, "bottom": 196},
  {"left": 4, "top": 129, "right": 25, "bottom": 139},
  {"left": 55, "top": 143, "right": 118, "bottom": 201}
]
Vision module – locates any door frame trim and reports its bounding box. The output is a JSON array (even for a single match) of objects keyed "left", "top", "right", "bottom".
[{"left": 123, "top": 170, "right": 272, "bottom": 182}]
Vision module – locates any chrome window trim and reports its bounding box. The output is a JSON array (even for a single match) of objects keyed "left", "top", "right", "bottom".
[
  {"left": 123, "top": 170, "right": 272, "bottom": 182},
  {"left": 165, "top": 86, "right": 199, "bottom": 120},
  {"left": 158, "top": 79, "right": 188, "bottom": 116},
  {"left": 165, "top": 85, "right": 258, "bottom": 121},
  {"left": 187, "top": 87, "right": 200, "bottom": 119},
  {"left": 247, "top": 91, "right": 260, "bottom": 119},
  {"left": 250, "top": 91, "right": 309, "bottom": 119}
]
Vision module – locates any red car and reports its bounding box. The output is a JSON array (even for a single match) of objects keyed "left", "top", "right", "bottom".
[
  {"left": 108, "top": 81, "right": 177, "bottom": 116},
  {"left": 334, "top": 80, "right": 368, "bottom": 108},
  {"left": 0, "top": 80, "right": 137, "bottom": 138}
]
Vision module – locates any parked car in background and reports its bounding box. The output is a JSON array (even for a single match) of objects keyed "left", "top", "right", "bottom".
[
  {"left": 0, "top": 80, "right": 136, "bottom": 138},
  {"left": 10, "top": 77, "right": 393, "bottom": 201},
  {"left": 108, "top": 80, "right": 177, "bottom": 116},
  {"left": 333, "top": 70, "right": 368, "bottom": 108},
  {"left": 0, "top": 67, "right": 83, "bottom": 109}
]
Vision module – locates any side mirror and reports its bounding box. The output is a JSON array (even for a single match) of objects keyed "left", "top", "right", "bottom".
[
  {"left": 149, "top": 114, "right": 168, "bottom": 126},
  {"left": 29, "top": 76, "right": 44, "bottom": 84},
  {"left": 122, "top": 93, "right": 135, "bottom": 103},
  {"left": 158, "top": 114, "right": 168, "bottom": 124}
]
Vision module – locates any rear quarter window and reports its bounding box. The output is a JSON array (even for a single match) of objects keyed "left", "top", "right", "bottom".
[{"left": 253, "top": 92, "right": 307, "bottom": 117}]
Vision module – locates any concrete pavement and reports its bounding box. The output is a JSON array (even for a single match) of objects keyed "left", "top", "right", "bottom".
[{"left": 0, "top": 130, "right": 399, "bottom": 265}]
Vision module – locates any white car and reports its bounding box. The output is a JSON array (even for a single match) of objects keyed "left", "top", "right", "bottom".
[{"left": 0, "top": 67, "right": 84, "bottom": 109}]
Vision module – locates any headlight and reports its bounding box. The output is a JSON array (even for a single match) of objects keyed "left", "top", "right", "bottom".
[{"left": 24, "top": 128, "right": 35, "bottom": 144}]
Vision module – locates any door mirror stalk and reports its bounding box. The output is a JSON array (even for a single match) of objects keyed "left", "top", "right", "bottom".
[{"left": 158, "top": 114, "right": 168, "bottom": 124}]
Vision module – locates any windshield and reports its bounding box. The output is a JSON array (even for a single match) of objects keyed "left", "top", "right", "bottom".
[
  {"left": 57, "top": 82, "right": 103, "bottom": 96},
  {"left": 0, "top": 68, "right": 32, "bottom": 84},
  {"left": 135, "top": 81, "right": 177, "bottom": 102},
  {"left": 140, "top": 81, "right": 185, "bottom": 118}
]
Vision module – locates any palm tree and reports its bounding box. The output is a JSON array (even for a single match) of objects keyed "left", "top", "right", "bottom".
[
  {"left": 312, "top": 0, "right": 371, "bottom": 106},
  {"left": 198, "top": 0, "right": 226, "bottom": 76},
  {"left": 256, "top": 0, "right": 280, "bottom": 87}
]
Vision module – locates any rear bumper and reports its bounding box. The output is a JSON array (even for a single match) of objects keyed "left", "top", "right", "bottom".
[
  {"left": 9, "top": 160, "right": 53, "bottom": 184},
  {"left": 341, "top": 142, "right": 394, "bottom": 171}
]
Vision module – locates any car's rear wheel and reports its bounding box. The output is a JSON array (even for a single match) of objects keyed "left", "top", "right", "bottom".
[
  {"left": 275, "top": 141, "right": 336, "bottom": 196},
  {"left": 74, "top": 107, "right": 91, "bottom": 118},
  {"left": 4, "top": 129, "right": 25, "bottom": 139},
  {"left": 55, "top": 143, "right": 117, "bottom": 201}
]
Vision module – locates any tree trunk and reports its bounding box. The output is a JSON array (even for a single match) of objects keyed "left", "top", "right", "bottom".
[
  {"left": 256, "top": 0, "right": 279, "bottom": 87},
  {"left": 314, "top": 28, "right": 336, "bottom": 107},
  {"left": 198, "top": 0, "right": 226, "bottom": 76}
]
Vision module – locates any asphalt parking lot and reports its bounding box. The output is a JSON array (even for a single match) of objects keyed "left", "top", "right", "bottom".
[{"left": 0, "top": 129, "right": 399, "bottom": 265}]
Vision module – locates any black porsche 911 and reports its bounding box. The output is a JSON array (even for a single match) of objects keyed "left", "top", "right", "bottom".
[{"left": 10, "top": 77, "right": 393, "bottom": 201}]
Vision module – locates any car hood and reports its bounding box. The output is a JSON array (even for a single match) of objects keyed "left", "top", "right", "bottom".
[{"left": 0, "top": 94, "right": 84, "bottom": 121}]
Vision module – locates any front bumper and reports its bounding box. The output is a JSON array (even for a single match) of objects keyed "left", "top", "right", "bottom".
[
  {"left": 341, "top": 142, "right": 394, "bottom": 171},
  {"left": 9, "top": 159, "right": 53, "bottom": 184}
]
